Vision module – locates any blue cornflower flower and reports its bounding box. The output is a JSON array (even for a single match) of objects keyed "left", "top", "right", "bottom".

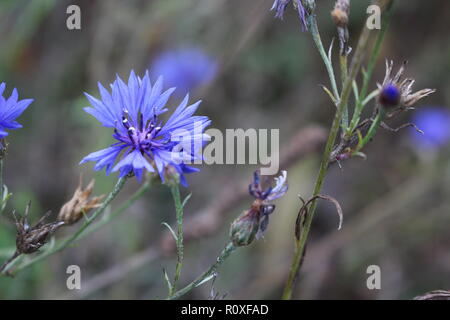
[
  {"left": 150, "top": 47, "right": 217, "bottom": 96},
  {"left": 80, "top": 70, "right": 211, "bottom": 186},
  {"left": 410, "top": 107, "right": 450, "bottom": 150},
  {"left": 0, "top": 83, "right": 33, "bottom": 141},
  {"left": 271, "top": 0, "right": 309, "bottom": 31}
]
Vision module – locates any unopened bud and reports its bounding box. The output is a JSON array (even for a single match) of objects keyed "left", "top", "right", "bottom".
[{"left": 229, "top": 209, "right": 260, "bottom": 247}]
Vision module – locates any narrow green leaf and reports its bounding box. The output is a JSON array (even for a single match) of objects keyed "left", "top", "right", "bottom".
[
  {"left": 361, "top": 89, "right": 380, "bottom": 107},
  {"left": 162, "top": 222, "right": 178, "bottom": 242},
  {"left": 181, "top": 193, "right": 192, "bottom": 208},
  {"left": 163, "top": 268, "right": 173, "bottom": 293},
  {"left": 195, "top": 273, "right": 216, "bottom": 288},
  {"left": 320, "top": 85, "right": 337, "bottom": 104},
  {"left": 352, "top": 80, "right": 359, "bottom": 101}
]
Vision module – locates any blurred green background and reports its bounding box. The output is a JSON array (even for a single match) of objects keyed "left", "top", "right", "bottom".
[{"left": 0, "top": 0, "right": 449, "bottom": 299}]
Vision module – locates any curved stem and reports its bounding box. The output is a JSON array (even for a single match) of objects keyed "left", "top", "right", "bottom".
[
  {"left": 168, "top": 242, "right": 236, "bottom": 300},
  {"left": 8, "top": 177, "right": 128, "bottom": 275}
]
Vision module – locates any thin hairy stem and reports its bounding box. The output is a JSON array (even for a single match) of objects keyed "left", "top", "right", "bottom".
[
  {"left": 169, "top": 183, "right": 184, "bottom": 295},
  {"left": 339, "top": 54, "right": 349, "bottom": 130},
  {"left": 282, "top": 0, "right": 394, "bottom": 300},
  {"left": 0, "top": 159, "right": 3, "bottom": 199},
  {"left": 168, "top": 242, "right": 236, "bottom": 300}
]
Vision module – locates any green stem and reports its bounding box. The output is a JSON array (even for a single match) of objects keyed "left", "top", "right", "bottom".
[
  {"left": 168, "top": 242, "right": 236, "bottom": 300},
  {"left": 0, "top": 158, "right": 5, "bottom": 215},
  {"left": 169, "top": 183, "right": 184, "bottom": 295},
  {"left": 7, "top": 177, "right": 128, "bottom": 275},
  {"left": 282, "top": 0, "right": 394, "bottom": 300},
  {"left": 339, "top": 54, "right": 349, "bottom": 129},
  {"left": 339, "top": 54, "right": 348, "bottom": 88},
  {"left": 0, "top": 159, "right": 3, "bottom": 198}
]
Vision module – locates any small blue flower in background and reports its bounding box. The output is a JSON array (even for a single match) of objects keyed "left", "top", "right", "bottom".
[
  {"left": 410, "top": 107, "right": 450, "bottom": 150},
  {"left": 0, "top": 83, "right": 33, "bottom": 140},
  {"left": 150, "top": 47, "right": 217, "bottom": 96},
  {"left": 80, "top": 70, "right": 211, "bottom": 185}
]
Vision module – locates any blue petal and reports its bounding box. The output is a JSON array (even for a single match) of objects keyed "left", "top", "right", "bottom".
[
  {"left": 112, "top": 149, "right": 155, "bottom": 175},
  {"left": 80, "top": 145, "right": 125, "bottom": 174}
]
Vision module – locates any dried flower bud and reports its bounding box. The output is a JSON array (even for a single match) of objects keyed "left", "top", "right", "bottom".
[
  {"left": 230, "top": 208, "right": 260, "bottom": 247},
  {"left": 331, "top": 0, "right": 351, "bottom": 55},
  {"left": 14, "top": 203, "right": 64, "bottom": 254},
  {"left": 331, "top": 0, "right": 350, "bottom": 27},
  {"left": 58, "top": 177, "right": 104, "bottom": 225},
  {"left": 378, "top": 60, "right": 436, "bottom": 109}
]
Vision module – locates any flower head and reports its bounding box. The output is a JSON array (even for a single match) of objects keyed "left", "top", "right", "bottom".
[
  {"left": 378, "top": 60, "right": 435, "bottom": 109},
  {"left": 150, "top": 47, "right": 217, "bottom": 96},
  {"left": 230, "top": 170, "right": 288, "bottom": 246},
  {"left": 80, "top": 70, "right": 211, "bottom": 185},
  {"left": 13, "top": 203, "right": 64, "bottom": 254},
  {"left": 58, "top": 177, "right": 105, "bottom": 225},
  {"left": 0, "top": 83, "right": 33, "bottom": 141},
  {"left": 271, "top": 0, "right": 309, "bottom": 31},
  {"left": 410, "top": 107, "right": 450, "bottom": 150}
]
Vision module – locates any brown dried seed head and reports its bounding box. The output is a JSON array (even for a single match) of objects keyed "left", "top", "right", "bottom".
[
  {"left": 58, "top": 177, "right": 105, "bottom": 225},
  {"left": 14, "top": 205, "right": 64, "bottom": 254},
  {"left": 331, "top": 8, "right": 348, "bottom": 27},
  {"left": 331, "top": 0, "right": 350, "bottom": 27},
  {"left": 403, "top": 88, "right": 436, "bottom": 107}
]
